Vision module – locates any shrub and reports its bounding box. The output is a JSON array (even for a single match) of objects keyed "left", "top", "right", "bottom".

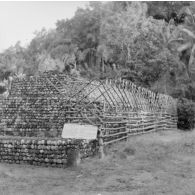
[
  {"left": 0, "top": 86, "right": 6, "bottom": 94},
  {"left": 177, "top": 98, "right": 195, "bottom": 130}
]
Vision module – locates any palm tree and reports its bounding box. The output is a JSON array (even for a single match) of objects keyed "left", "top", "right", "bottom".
[{"left": 177, "top": 7, "right": 195, "bottom": 78}]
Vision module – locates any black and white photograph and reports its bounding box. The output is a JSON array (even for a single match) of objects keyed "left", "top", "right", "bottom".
[{"left": 0, "top": 1, "right": 195, "bottom": 194}]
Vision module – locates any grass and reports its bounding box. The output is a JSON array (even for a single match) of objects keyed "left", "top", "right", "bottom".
[{"left": 0, "top": 129, "right": 194, "bottom": 195}]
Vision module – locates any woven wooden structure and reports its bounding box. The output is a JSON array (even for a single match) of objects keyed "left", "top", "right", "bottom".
[
  {"left": 0, "top": 70, "right": 177, "bottom": 163},
  {"left": 0, "top": 71, "right": 177, "bottom": 140}
]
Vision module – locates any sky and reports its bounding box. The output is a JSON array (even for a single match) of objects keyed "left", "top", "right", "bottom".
[{"left": 0, "top": 1, "right": 88, "bottom": 52}]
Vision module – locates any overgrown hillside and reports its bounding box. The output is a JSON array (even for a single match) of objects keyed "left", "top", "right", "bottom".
[{"left": 0, "top": 1, "right": 195, "bottom": 101}]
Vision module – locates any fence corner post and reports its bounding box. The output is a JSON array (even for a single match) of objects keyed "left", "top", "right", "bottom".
[{"left": 98, "top": 127, "right": 105, "bottom": 159}]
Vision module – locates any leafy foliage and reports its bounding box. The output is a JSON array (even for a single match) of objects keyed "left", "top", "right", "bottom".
[
  {"left": 100, "top": 2, "right": 147, "bottom": 65},
  {"left": 177, "top": 98, "right": 195, "bottom": 130},
  {"left": 175, "top": 4, "right": 195, "bottom": 79},
  {"left": 0, "top": 1, "right": 195, "bottom": 102},
  {"left": 0, "top": 86, "right": 6, "bottom": 94},
  {"left": 146, "top": 1, "right": 190, "bottom": 23}
]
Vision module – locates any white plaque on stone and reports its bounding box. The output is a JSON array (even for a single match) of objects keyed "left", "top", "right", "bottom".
[{"left": 62, "top": 123, "right": 98, "bottom": 140}]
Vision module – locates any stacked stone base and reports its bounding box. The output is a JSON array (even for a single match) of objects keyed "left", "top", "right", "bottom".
[{"left": 0, "top": 136, "right": 97, "bottom": 168}]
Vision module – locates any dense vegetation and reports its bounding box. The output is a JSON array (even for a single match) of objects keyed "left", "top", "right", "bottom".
[
  {"left": 0, "top": 1, "right": 194, "bottom": 129},
  {"left": 177, "top": 98, "right": 195, "bottom": 130}
]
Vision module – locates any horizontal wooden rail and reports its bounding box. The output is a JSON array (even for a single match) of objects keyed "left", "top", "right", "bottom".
[
  {"left": 127, "top": 124, "right": 156, "bottom": 132},
  {"left": 103, "top": 121, "right": 127, "bottom": 124},
  {"left": 128, "top": 128, "right": 157, "bottom": 135},
  {"left": 103, "top": 126, "right": 126, "bottom": 131},
  {"left": 104, "top": 135, "right": 128, "bottom": 145},
  {"left": 127, "top": 122, "right": 157, "bottom": 126},
  {"left": 102, "top": 131, "right": 128, "bottom": 138},
  {"left": 66, "top": 116, "right": 97, "bottom": 119}
]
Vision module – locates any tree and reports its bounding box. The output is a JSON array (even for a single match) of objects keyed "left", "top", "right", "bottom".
[
  {"left": 56, "top": 2, "right": 103, "bottom": 69},
  {"left": 0, "top": 42, "right": 28, "bottom": 80},
  {"left": 147, "top": 1, "right": 190, "bottom": 23},
  {"left": 176, "top": 5, "right": 195, "bottom": 79}
]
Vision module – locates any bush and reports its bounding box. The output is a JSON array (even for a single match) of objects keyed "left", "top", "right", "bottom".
[
  {"left": 0, "top": 86, "right": 6, "bottom": 94},
  {"left": 177, "top": 98, "right": 195, "bottom": 130}
]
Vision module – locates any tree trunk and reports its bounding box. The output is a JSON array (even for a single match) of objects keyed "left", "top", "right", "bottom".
[
  {"left": 100, "top": 58, "right": 105, "bottom": 73},
  {"left": 188, "top": 44, "right": 195, "bottom": 78}
]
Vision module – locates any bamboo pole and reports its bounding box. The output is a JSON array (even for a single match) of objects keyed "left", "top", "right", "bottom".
[
  {"left": 104, "top": 135, "right": 128, "bottom": 145},
  {"left": 98, "top": 128, "right": 105, "bottom": 159},
  {"left": 109, "top": 80, "right": 126, "bottom": 108},
  {"left": 103, "top": 80, "right": 121, "bottom": 108},
  {"left": 120, "top": 80, "right": 133, "bottom": 110},
  {"left": 98, "top": 81, "right": 117, "bottom": 107},
  {"left": 115, "top": 80, "right": 129, "bottom": 109}
]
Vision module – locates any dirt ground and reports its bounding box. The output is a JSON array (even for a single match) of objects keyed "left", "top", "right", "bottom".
[{"left": 0, "top": 130, "right": 195, "bottom": 195}]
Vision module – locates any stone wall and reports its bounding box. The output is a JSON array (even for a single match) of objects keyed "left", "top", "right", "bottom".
[
  {"left": 0, "top": 71, "right": 103, "bottom": 137},
  {"left": 0, "top": 136, "right": 97, "bottom": 167}
]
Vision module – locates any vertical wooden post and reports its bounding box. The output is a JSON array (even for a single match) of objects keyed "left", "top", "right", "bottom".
[
  {"left": 67, "top": 147, "right": 81, "bottom": 167},
  {"left": 98, "top": 127, "right": 104, "bottom": 159},
  {"left": 124, "top": 121, "right": 128, "bottom": 141},
  {"left": 155, "top": 111, "right": 158, "bottom": 131},
  {"left": 103, "top": 101, "right": 106, "bottom": 113}
]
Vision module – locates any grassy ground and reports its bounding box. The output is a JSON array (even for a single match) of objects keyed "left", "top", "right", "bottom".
[{"left": 0, "top": 129, "right": 195, "bottom": 195}]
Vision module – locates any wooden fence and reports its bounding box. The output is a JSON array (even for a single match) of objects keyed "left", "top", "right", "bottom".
[{"left": 97, "top": 112, "right": 177, "bottom": 147}]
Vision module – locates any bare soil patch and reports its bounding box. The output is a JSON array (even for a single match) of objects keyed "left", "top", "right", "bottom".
[{"left": 0, "top": 130, "right": 195, "bottom": 195}]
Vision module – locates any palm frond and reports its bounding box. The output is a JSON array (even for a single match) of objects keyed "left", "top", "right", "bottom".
[
  {"left": 185, "top": 7, "right": 195, "bottom": 23},
  {"left": 177, "top": 42, "right": 192, "bottom": 52},
  {"left": 168, "top": 38, "right": 184, "bottom": 44},
  {"left": 181, "top": 28, "right": 195, "bottom": 39},
  {"left": 188, "top": 44, "right": 195, "bottom": 72}
]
